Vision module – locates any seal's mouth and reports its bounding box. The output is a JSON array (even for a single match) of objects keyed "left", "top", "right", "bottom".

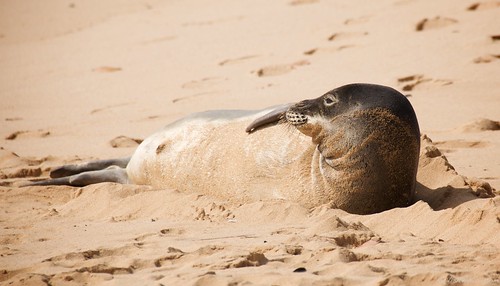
[{"left": 285, "top": 111, "right": 308, "bottom": 126}]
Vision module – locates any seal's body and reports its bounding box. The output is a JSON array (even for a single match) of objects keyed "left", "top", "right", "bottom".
[
  {"left": 127, "top": 109, "right": 313, "bottom": 204},
  {"left": 31, "top": 84, "right": 420, "bottom": 214}
]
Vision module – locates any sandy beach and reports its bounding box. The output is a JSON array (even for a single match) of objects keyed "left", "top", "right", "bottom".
[{"left": 1, "top": 0, "right": 499, "bottom": 285}]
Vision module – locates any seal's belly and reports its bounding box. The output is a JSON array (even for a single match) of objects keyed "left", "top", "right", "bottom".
[{"left": 127, "top": 109, "right": 311, "bottom": 203}]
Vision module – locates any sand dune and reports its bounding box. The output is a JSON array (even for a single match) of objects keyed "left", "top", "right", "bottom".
[{"left": 1, "top": 0, "right": 499, "bottom": 285}]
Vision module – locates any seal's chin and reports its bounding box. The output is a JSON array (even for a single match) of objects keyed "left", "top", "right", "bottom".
[{"left": 285, "top": 111, "right": 308, "bottom": 126}]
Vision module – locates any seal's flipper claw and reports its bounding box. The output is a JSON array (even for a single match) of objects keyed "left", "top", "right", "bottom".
[{"left": 246, "top": 103, "right": 293, "bottom": 133}]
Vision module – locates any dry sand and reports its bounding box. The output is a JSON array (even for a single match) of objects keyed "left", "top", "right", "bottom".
[{"left": 1, "top": 0, "right": 499, "bottom": 285}]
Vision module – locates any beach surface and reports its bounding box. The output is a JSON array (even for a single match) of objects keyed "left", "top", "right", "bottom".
[{"left": 1, "top": 0, "right": 499, "bottom": 285}]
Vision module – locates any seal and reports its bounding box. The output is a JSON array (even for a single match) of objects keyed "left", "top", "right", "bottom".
[{"left": 29, "top": 83, "right": 420, "bottom": 214}]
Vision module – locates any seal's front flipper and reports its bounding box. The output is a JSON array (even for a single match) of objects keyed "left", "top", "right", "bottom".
[
  {"left": 50, "top": 157, "right": 131, "bottom": 178},
  {"left": 26, "top": 168, "right": 129, "bottom": 187},
  {"left": 246, "top": 103, "right": 292, "bottom": 133}
]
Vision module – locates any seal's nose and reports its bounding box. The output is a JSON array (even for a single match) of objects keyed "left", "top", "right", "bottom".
[
  {"left": 286, "top": 99, "right": 318, "bottom": 125},
  {"left": 285, "top": 111, "right": 308, "bottom": 125}
]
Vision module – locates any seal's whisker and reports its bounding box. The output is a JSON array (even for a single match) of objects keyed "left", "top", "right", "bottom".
[{"left": 282, "top": 120, "right": 301, "bottom": 137}]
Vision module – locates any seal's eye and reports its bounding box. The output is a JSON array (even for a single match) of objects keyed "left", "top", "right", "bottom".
[{"left": 323, "top": 95, "right": 338, "bottom": 106}]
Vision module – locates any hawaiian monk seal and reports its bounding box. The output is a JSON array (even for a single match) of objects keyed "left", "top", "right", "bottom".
[{"left": 29, "top": 83, "right": 420, "bottom": 214}]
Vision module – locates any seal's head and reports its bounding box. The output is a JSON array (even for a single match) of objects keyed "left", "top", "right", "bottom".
[
  {"left": 284, "top": 83, "right": 421, "bottom": 214},
  {"left": 246, "top": 83, "right": 420, "bottom": 214},
  {"left": 286, "top": 83, "right": 420, "bottom": 144}
]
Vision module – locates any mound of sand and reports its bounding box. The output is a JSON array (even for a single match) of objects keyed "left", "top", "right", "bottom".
[{"left": 1, "top": 135, "right": 498, "bottom": 285}]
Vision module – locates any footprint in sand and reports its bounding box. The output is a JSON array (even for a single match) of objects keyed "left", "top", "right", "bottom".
[
  {"left": 178, "top": 77, "right": 227, "bottom": 103},
  {"left": 133, "top": 233, "right": 157, "bottom": 241},
  {"left": 181, "top": 77, "right": 227, "bottom": 89},
  {"left": 467, "top": 2, "right": 500, "bottom": 11},
  {"left": 303, "top": 45, "right": 355, "bottom": 55},
  {"left": 172, "top": 91, "right": 226, "bottom": 104},
  {"left": 131, "top": 115, "right": 163, "bottom": 123},
  {"left": 289, "top": 0, "right": 319, "bottom": 6},
  {"left": 328, "top": 31, "right": 368, "bottom": 41},
  {"left": 218, "top": 55, "right": 259, "bottom": 66},
  {"left": 434, "top": 140, "right": 490, "bottom": 153},
  {"left": 159, "top": 228, "right": 186, "bottom": 236},
  {"left": 90, "top": 103, "right": 131, "bottom": 115},
  {"left": 397, "top": 74, "right": 453, "bottom": 92},
  {"left": 140, "top": 35, "right": 176, "bottom": 45},
  {"left": 5, "top": 130, "right": 50, "bottom": 140},
  {"left": 490, "top": 35, "right": 500, "bottom": 42},
  {"left": 473, "top": 54, "right": 500, "bottom": 63},
  {"left": 5, "top": 117, "right": 22, "bottom": 122},
  {"left": 303, "top": 32, "right": 368, "bottom": 55},
  {"left": 178, "top": 77, "right": 227, "bottom": 102},
  {"left": 457, "top": 118, "right": 500, "bottom": 133},
  {"left": 109, "top": 136, "right": 143, "bottom": 148},
  {"left": 92, "top": 66, "right": 122, "bottom": 73},
  {"left": 415, "top": 17, "right": 458, "bottom": 31},
  {"left": 344, "top": 16, "right": 371, "bottom": 26},
  {"left": 255, "top": 60, "right": 309, "bottom": 77}
]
